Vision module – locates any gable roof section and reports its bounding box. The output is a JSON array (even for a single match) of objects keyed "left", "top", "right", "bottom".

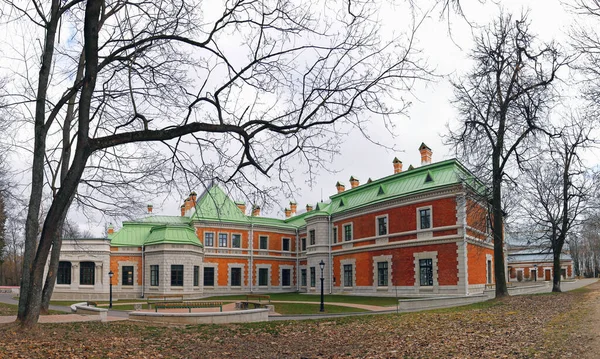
[{"left": 191, "top": 185, "right": 249, "bottom": 223}]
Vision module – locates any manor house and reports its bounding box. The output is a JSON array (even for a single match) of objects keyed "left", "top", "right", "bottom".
[{"left": 51, "top": 144, "right": 495, "bottom": 301}]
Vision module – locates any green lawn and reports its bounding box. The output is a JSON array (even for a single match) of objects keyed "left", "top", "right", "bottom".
[
  {"left": 0, "top": 302, "right": 63, "bottom": 316},
  {"left": 203, "top": 292, "right": 400, "bottom": 306},
  {"left": 273, "top": 302, "right": 365, "bottom": 315}
]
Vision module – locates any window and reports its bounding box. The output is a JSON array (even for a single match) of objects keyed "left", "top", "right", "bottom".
[
  {"left": 219, "top": 233, "right": 228, "bottom": 247},
  {"left": 204, "top": 232, "right": 215, "bottom": 247},
  {"left": 419, "top": 208, "right": 431, "bottom": 230},
  {"left": 344, "top": 224, "right": 352, "bottom": 241},
  {"left": 259, "top": 236, "right": 268, "bottom": 250},
  {"left": 258, "top": 268, "right": 269, "bottom": 286},
  {"left": 419, "top": 259, "right": 433, "bottom": 286},
  {"left": 343, "top": 264, "right": 353, "bottom": 287},
  {"left": 282, "top": 269, "right": 291, "bottom": 287},
  {"left": 487, "top": 260, "right": 492, "bottom": 284},
  {"left": 301, "top": 238, "right": 306, "bottom": 251},
  {"left": 232, "top": 234, "right": 242, "bottom": 248},
  {"left": 204, "top": 267, "right": 215, "bottom": 286},
  {"left": 377, "top": 216, "right": 388, "bottom": 236},
  {"left": 377, "top": 262, "right": 388, "bottom": 286},
  {"left": 282, "top": 238, "right": 291, "bottom": 251},
  {"left": 122, "top": 266, "right": 134, "bottom": 286},
  {"left": 80, "top": 262, "right": 95, "bottom": 285},
  {"left": 310, "top": 267, "right": 316, "bottom": 287},
  {"left": 150, "top": 265, "right": 159, "bottom": 286},
  {"left": 301, "top": 269, "right": 307, "bottom": 286},
  {"left": 194, "top": 266, "right": 200, "bottom": 286},
  {"left": 171, "top": 265, "right": 184, "bottom": 286},
  {"left": 230, "top": 267, "right": 242, "bottom": 286},
  {"left": 309, "top": 230, "right": 316, "bottom": 245},
  {"left": 332, "top": 227, "right": 337, "bottom": 243},
  {"left": 57, "top": 261, "right": 71, "bottom": 285}
]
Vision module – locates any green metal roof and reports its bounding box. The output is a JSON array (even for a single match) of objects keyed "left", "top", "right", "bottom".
[
  {"left": 109, "top": 223, "right": 155, "bottom": 247},
  {"left": 108, "top": 159, "right": 481, "bottom": 240},
  {"left": 191, "top": 186, "right": 249, "bottom": 222},
  {"left": 144, "top": 225, "right": 203, "bottom": 247}
]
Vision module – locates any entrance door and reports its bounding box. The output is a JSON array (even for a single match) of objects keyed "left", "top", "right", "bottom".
[
  {"left": 545, "top": 269, "right": 551, "bottom": 281},
  {"left": 531, "top": 269, "right": 537, "bottom": 281}
]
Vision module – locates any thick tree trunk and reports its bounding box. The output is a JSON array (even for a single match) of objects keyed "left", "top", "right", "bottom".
[
  {"left": 20, "top": 0, "right": 101, "bottom": 327},
  {"left": 552, "top": 249, "right": 562, "bottom": 292},
  {"left": 492, "top": 156, "right": 508, "bottom": 297},
  {"left": 40, "top": 234, "right": 63, "bottom": 314},
  {"left": 18, "top": 0, "right": 61, "bottom": 321}
]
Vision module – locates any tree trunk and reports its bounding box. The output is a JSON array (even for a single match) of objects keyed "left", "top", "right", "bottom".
[
  {"left": 40, "top": 236, "right": 63, "bottom": 314},
  {"left": 20, "top": 0, "right": 101, "bottom": 327},
  {"left": 492, "top": 156, "right": 508, "bottom": 297},
  {"left": 18, "top": 0, "right": 61, "bottom": 322},
  {"left": 552, "top": 248, "right": 562, "bottom": 292}
]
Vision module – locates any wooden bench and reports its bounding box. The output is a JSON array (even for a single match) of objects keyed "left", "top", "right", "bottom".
[
  {"left": 246, "top": 294, "right": 270, "bottom": 303},
  {"left": 154, "top": 301, "right": 223, "bottom": 313}
]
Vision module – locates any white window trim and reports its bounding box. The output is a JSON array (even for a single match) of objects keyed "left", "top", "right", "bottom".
[
  {"left": 258, "top": 235, "right": 269, "bottom": 250},
  {"left": 373, "top": 255, "right": 392, "bottom": 287},
  {"left": 118, "top": 261, "right": 139, "bottom": 290},
  {"left": 227, "top": 263, "right": 245, "bottom": 289},
  {"left": 340, "top": 258, "right": 356, "bottom": 288},
  {"left": 416, "top": 205, "right": 433, "bottom": 231},
  {"left": 204, "top": 231, "right": 216, "bottom": 247},
  {"left": 231, "top": 233, "right": 243, "bottom": 249},
  {"left": 342, "top": 222, "right": 354, "bottom": 242},
  {"left": 281, "top": 237, "right": 292, "bottom": 251},
  {"left": 375, "top": 214, "right": 389, "bottom": 236},
  {"left": 413, "top": 251, "right": 438, "bottom": 292},
  {"left": 256, "top": 264, "right": 272, "bottom": 288},
  {"left": 202, "top": 264, "right": 218, "bottom": 287},
  {"left": 332, "top": 225, "right": 338, "bottom": 244},
  {"left": 308, "top": 229, "right": 317, "bottom": 246},
  {"left": 486, "top": 254, "right": 493, "bottom": 284},
  {"left": 218, "top": 232, "right": 229, "bottom": 247},
  {"left": 279, "top": 265, "right": 294, "bottom": 288}
]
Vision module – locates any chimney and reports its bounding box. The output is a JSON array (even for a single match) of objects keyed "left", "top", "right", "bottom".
[
  {"left": 419, "top": 143, "right": 432, "bottom": 165},
  {"left": 180, "top": 204, "right": 185, "bottom": 217},
  {"left": 306, "top": 204, "right": 313, "bottom": 212},
  {"left": 147, "top": 204, "right": 153, "bottom": 213},
  {"left": 184, "top": 197, "right": 193, "bottom": 212},
  {"left": 236, "top": 201, "right": 246, "bottom": 214},
  {"left": 290, "top": 201, "right": 297, "bottom": 215},
  {"left": 284, "top": 208, "right": 292, "bottom": 218},
  {"left": 190, "top": 191, "right": 197, "bottom": 206},
  {"left": 107, "top": 224, "right": 114, "bottom": 235},
  {"left": 349, "top": 176, "right": 359, "bottom": 189},
  {"left": 393, "top": 157, "right": 403, "bottom": 174},
  {"left": 252, "top": 205, "right": 261, "bottom": 217},
  {"left": 335, "top": 181, "right": 345, "bottom": 194}
]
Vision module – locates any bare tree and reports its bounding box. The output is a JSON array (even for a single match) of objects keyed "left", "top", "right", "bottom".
[
  {"left": 446, "top": 11, "right": 568, "bottom": 297},
  {"left": 0, "top": 0, "right": 439, "bottom": 326},
  {"left": 519, "top": 116, "right": 596, "bottom": 291}
]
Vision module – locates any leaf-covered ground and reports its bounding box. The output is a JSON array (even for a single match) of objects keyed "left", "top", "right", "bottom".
[{"left": 1, "top": 283, "right": 598, "bottom": 359}]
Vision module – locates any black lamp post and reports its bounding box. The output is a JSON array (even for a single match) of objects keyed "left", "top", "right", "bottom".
[
  {"left": 319, "top": 260, "right": 325, "bottom": 312},
  {"left": 108, "top": 270, "right": 114, "bottom": 309},
  {"left": 533, "top": 264, "right": 537, "bottom": 282}
]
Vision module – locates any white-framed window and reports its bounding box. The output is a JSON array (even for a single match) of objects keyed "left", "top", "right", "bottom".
[
  {"left": 282, "top": 237, "right": 291, "bottom": 251},
  {"left": 332, "top": 226, "right": 338, "bottom": 243},
  {"left": 376, "top": 214, "right": 388, "bottom": 236},
  {"left": 343, "top": 223, "right": 353, "bottom": 241},
  {"left": 309, "top": 230, "right": 316, "bottom": 245},
  {"left": 417, "top": 206, "right": 432, "bottom": 230},
  {"left": 259, "top": 235, "right": 268, "bottom": 249},
  {"left": 218, "top": 233, "right": 228, "bottom": 247},
  {"left": 231, "top": 233, "right": 242, "bottom": 248},
  {"left": 204, "top": 232, "right": 215, "bottom": 247}
]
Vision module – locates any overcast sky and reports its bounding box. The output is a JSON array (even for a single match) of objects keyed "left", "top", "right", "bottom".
[{"left": 4, "top": 0, "right": 592, "bottom": 235}]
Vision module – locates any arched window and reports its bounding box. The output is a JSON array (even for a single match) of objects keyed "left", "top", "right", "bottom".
[
  {"left": 80, "top": 262, "right": 95, "bottom": 285},
  {"left": 57, "top": 261, "right": 71, "bottom": 285}
]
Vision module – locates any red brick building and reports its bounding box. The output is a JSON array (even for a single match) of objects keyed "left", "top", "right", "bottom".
[{"left": 52, "top": 145, "right": 494, "bottom": 300}]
